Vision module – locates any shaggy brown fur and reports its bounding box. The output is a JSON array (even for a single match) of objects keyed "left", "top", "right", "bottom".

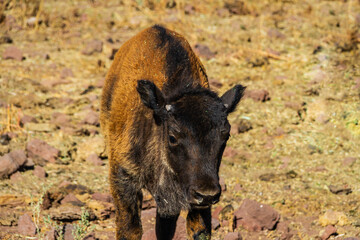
[{"left": 100, "top": 25, "right": 245, "bottom": 240}]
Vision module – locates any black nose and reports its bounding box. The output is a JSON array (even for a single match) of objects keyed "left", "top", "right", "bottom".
[{"left": 190, "top": 186, "right": 221, "bottom": 206}]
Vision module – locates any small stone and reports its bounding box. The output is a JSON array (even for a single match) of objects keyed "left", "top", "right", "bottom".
[
  {"left": 0, "top": 133, "right": 12, "bottom": 145},
  {"left": 244, "top": 89, "right": 270, "bottom": 102},
  {"left": 343, "top": 157, "right": 356, "bottom": 166},
  {"left": 51, "top": 112, "right": 71, "bottom": 127},
  {"left": 219, "top": 177, "right": 227, "bottom": 192},
  {"left": 3, "top": 46, "right": 23, "bottom": 61},
  {"left": 319, "top": 210, "right": 349, "bottom": 226},
  {"left": 60, "top": 68, "right": 74, "bottom": 79},
  {"left": 33, "top": 165, "right": 46, "bottom": 178},
  {"left": 233, "top": 199, "right": 280, "bottom": 231},
  {"left": 142, "top": 229, "right": 156, "bottom": 240},
  {"left": 224, "top": 232, "right": 242, "bottom": 240},
  {"left": 236, "top": 119, "right": 252, "bottom": 133},
  {"left": 284, "top": 101, "right": 304, "bottom": 111},
  {"left": 141, "top": 208, "right": 156, "bottom": 222},
  {"left": 26, "top": 139, "right": 60, "bottom": 166},
  {"left": 223, "top": 147, "right": 238, "bottom": 158},
  {"left": 0, "top": 150, "right": 27, "bottom": 179},
  {"left": 224, "top": 0, "right": 250, "bottom": 15},
  {"left": 18, "top": 213, "right": 36, "bottom": 236},
  {"left": 82, "top": 39, "right": 103, "bottom": 55},
  {"left": 211, "top": 218, "right": 220, "bottom": 230},
  {"left": 328, "top": 185, "right": 352, "bottom": 195},
  {"left": 20, "top": 115, "right": 38, "bottom": 126},
  {"left": 24, "top": 158, "right": 35, "bottom": 168},
  {"left": 267, "top": 28, "right": 286, "bottom": 39},
  {"left": 63, "top": 224, "right": 75, "bottom": 240},
  {"left": 184, "top": 4, "right": 196, "bottom": 15},
  {"left": 95, "top": 78, "right": 105, "bottom": 88},
  {"left": 9, "top": 149, "right": 27, "bottom": 166},
  {"left": 320, "top": 225, "right": 337, "bottom": 240},
  {"left": 219, "top": 204, "right": 234, "bottom": 222},
  {"left": 193, "top": 43, "right": 216, "bottom": 60},
  {"left": 173, "top": 216, "right": 187, "bottom": 239},
  {"left": 82, "top": 111, "right": 100, "bottom": 126},
  {"left": 92, "top": 192, "right": 113, "bottom": 203},
  {"left": 216, "top": 7, "right": 231, "bottom": 17},
  {"left": 10, "top": 171, "right": 23, "bottom": 182},
  {"left": 212, "top": 205, "right": 223, "bottom": 220},
  {"left": 86, "top": 153, "right": 103, "bottom": 166},
  {"left": 209, "top": 78, "right": 223, "bottom": 89},
  {"left": 60, "top": 193, "right": 84, "bottom": 206}
]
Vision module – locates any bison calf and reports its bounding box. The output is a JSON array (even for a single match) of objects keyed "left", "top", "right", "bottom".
[{"left": 100, "top": 25, "right": 245, "bottom": 240}]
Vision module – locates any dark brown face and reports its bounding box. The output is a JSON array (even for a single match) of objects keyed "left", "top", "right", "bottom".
[
  {"left": 165, "top": 93, "right": 230, "bottom": 208},
  {"left": 136, "top": 80, "right": 245, "bottom": 214}
]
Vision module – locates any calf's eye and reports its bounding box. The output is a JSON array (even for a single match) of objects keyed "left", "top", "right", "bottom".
[{"left": 169, "top": 135, "right": 177, "bottom": 145}]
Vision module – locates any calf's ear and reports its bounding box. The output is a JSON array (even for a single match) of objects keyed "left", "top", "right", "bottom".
[
  {"left": 137, "top": 80, "right": 165, "bottom": 112},
  {"left": 221, "top": 84, "right": 246, "bottom": 114}
]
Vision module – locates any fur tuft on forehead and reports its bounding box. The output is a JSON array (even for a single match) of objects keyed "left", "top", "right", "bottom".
[{"left": 168, "top": 89, "right": 227, "bottom": 135}]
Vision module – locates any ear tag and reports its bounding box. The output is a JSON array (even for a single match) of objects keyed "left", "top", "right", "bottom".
[
  {"left": 224, "top": 104, "right": 229, "bottom": 108},
  {"left": 165, "top": 105, "right": 172, "bottom": 112}
]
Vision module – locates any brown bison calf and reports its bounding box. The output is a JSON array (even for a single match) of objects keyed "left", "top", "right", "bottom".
[{"left": 100, "top": 25, "right": 245, "bottom": 240}]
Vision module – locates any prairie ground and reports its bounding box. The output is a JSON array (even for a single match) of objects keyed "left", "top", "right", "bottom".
[{"left": 0, "top": 0, "right": 359, "bottom": 239}]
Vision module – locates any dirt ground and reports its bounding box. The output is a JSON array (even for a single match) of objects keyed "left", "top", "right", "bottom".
[{"left": 0, "top": 0, "right": 359, "bottom": 239}]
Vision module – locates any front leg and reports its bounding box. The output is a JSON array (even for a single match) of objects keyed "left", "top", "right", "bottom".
[
  {"left": 110, "top": 165, "right": 143, "bottom": 240},
  {"left": 156, "top": 211, "right": 179, "bottom": 240},
  {"left": 186, "top": 207, "right": 212, "bottom": 240}
]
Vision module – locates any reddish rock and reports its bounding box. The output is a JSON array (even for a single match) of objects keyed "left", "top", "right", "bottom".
[
  {"left": 95, "top": 78, "right": 105, "bottom": 88},
  {"left": 267, "top": 28, "right": 286, "bottom": 39},
  {"left": 60, "top": 68, "right": 74, "bottom": 79},
  {"left": 142, "top": 229, "right": 156, "bottom": 240},
  {"left": 141, "top": 208, "right": 156, "bottom": 223},
  {"left": 33, "top": 165, "right": 46, "bottom": 178},
  {"left": 26, "top": 139, "right": 60, "bottom": 166},
  {"left": 234, "top": 184, "right": 243, "bottom": 192},
  {"left": 223, "top": 147, "right": 238, "bottom": 158},
  {"left": 321, "top": 225, "right": 337, "bottom": 240},
  {"left": 17, "top": 213, "right": 36, "bottom": 236},
  {"left": 82, "top": 111, "right": 100, "bottom": 126},
  {"left": 224, "top": 0, "right": 250, "bottom": 15},
  {"left": 173, "top": 216, "right": 187, "bottom": 240},
  {"left": 233, "top": 199, "right": 280, "bottom": 231},
  {"left": 236, "top": 119, "right": 252, "bottom": 133},
  {"left": 224, "top": 232, "right": 242, "bottom": 240},
  {"left": 211, "top": 217, "right": 220, "bottom": 230},
  {"left": 209, "top": 78, "right": 223, "bottom": 89},
  {"left": 244, "top": 89, "right": 270, "bottom": 102},
  {"left": 51, "top": 112, "right": 71, "bottom": 127},
  {"left": 92, "top": 192, "right": 113, "bottom": 203},
  {"left": 20, "top": 115, "right": 38, "bottom": 127},
  {"left": 10, "top": 171, "right": 23, "bottom": 182},
  {"left": 184, "top": 4, "right": 196, "bottom": 15},
  {"left": 82, "top": 39, "right": 103, "bottom": 55},
  {"left": 0, "top": 150, "right": 27, "bottom": 179},
  {"left": 24, "top": 158, "right": 35, "bottom": 168},
  {"left": 63, "top": 224, "right": 75, "bottom": 240},
  {"left": 0, "top": 133, "right": 12, "bottom": 145},
  {"left": 193, "top": 44, "right": 216, "bottom": 60},
  {"left": 343, "top": 157, "right": 356, "bottom": 166},
  {"left": 216, "top": 7, "right": 231, "bottom": 17},
  {"left": 219, "top": 177, "right": 227, "bottom": 192},
  {"left": 9, "top": 150, "right": 27, "bottom": 166},
  {"left": 212, "top": 205, "right": 223, "bottom": 220},
  {"left": 60, "top": 193, "right": 83, "bottom": 206},
  {"left": 3, "top": 46, "right": 23, "bottom": 61},
  {"left": 284, "top": 101, "right": 304, "bottom": 111},
  {"left": 86, "top": 153, "right": 103, "bottom": 166}
]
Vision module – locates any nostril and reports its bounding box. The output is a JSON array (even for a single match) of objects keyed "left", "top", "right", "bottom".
[{"left": 193, "top": 191, "right": 204, "bottom": 204}]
